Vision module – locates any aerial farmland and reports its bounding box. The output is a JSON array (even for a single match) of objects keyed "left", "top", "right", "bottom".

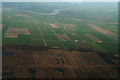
[{"left": 2, "top": 2, "right": 119, "bottom": 78}]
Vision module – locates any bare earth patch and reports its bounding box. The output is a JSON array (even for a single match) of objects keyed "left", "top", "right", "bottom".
[
  {"left": 57, "top": 34, "right": 70, "bottom": 40},
  {"left": 50, "top": 24, "right": 59, "bottom": 28},
  {"left": 4, "top": 28, "right": 30, "bottom": 38},
  {"left": 85, "top": 34, "right": 102, "bottom": 43},
  {"left": 64, "top": 24, "right": 77, "bottom": 27},
  {"left": 87, "top": 24, "right": 114, "bottom": 35}
]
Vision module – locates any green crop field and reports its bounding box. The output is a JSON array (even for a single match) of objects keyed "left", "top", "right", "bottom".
[{"left": 2, "top": 2, "right": 118, "bottom": 54}]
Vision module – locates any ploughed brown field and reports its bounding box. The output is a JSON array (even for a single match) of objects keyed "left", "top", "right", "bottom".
[
  {"left": 4, "top": 28, "right": 30, "bottom": 38},
  {"left": 2, "top": 45, "right": 119, "bottom": 78},
  {"left": 64, "top": 24, "right": 77, "bottom": 27},
  {"left": 87, "top": 24, "right": 114, "bottom": 35}
]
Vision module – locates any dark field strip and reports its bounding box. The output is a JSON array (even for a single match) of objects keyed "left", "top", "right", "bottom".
[{"left": 2, "top": 46, "right": 119, "bottom": 78}]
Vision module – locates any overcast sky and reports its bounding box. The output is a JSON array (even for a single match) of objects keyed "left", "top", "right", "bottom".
[{"left": 2, "top": 0, "right": 120, "bottom": 2}]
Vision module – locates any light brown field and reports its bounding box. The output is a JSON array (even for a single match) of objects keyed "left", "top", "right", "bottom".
[
  {"left": 73, "top": 18, "right": 83, "bottom": 22},
  {"left": 4, "top": 33, "right": 17, "bottom": 38},
  {"left": 16, "top": 14, "right": 31, "bottom": 18},
  {"left": 50, "top": 24, "right": 59, "bottom": 28},
  {"left": 57, "top": 34, "right": 70, "bottom": 40},
  {"left": 87, "top": 24, "right": 114, "bottom": 35},
  {"left": 4, "top": 28, "right": 30, "bottom": 38},
  {"left": 85, "top": 34, "right": 102, "bottom": 43},
  {"left": 64, "top": 24, "right": 77, "bottom": 27}
]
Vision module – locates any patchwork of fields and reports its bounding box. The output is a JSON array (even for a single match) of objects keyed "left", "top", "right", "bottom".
[
  {"left": 2, "top": 2, "right": 118, "bottom": 54},
  {"left": 2, "top": 2, "right": 119, "bottom": 79}
]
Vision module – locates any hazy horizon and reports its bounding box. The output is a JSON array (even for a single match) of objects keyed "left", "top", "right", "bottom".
[{"left": 2, "top": 0, "right": 119, "bottom": 2}]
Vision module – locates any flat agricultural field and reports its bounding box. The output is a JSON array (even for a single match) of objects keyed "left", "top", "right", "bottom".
[
  {"left": 2, "top": 46, "right": 119, "bottom": 78},
  {"left": 2, "top": 2, "right": 118, "bottom": 54}
]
